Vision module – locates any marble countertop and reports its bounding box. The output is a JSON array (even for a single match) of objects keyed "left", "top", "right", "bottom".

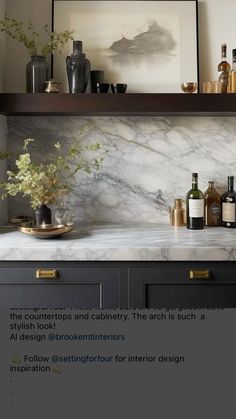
[{"left": 0, "top": 224, "right": 236, "bottom": 261}]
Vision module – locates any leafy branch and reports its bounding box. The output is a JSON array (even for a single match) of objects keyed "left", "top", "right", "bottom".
[
  {"left": 0, "top": 14, "right": 74, "bottom": 56},
  {"left": 0, "top": 138, "right": 106, "bottom": 209}
]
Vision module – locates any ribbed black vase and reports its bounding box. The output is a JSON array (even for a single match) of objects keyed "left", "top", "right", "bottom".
[
  {"left": 34, "top": 205, "right": 52, "bottom": 226},
  {"left": 26, "top": 55, "right": 49, "bottom": 93}
]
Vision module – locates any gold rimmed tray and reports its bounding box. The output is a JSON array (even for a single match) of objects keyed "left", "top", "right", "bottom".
[{"left": 18, "top": 224, "right": 74, "bottom": 239}]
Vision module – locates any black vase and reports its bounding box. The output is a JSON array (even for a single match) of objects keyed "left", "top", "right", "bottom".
[
  {"left": 34, "top": 205, "right": 52, "bottom": 226},
  {"left": 26, "top": 55, "right": 49, "bottom": 93},
  {"left": 66, "top": 41, "right": 91, "bottom": 93}
]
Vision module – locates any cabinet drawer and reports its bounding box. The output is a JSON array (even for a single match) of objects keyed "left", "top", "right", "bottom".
[
  {"left": 128, "top": 262, "right": 236, "bottom": 308},
  {"left": 0, "top": 283, "right": 105, "bottom": 308},
  {"left": 143, "top": 284, "right": 236, "bottom": 308},
  {"left": 0, "top": 264, "right": 120, "bottom": 308},
  {"left": 0, "top": 266, "right": 118, "bottom": 283},
  {"left": 129, "top": 262, "right": 236, "bottom": 284}
]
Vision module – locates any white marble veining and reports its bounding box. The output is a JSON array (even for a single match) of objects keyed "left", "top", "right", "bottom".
[
  {"left": 0, "top": 224, "right": 236, "bottom": 261},
  {"left": 7, "top": 116, "right": 236, "bottom": 224}
]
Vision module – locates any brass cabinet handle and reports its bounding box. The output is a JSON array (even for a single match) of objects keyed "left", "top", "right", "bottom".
[
  {"left": 189, "top": 270, "right": 211, "bottom": 279},
  {"left": 36, "top": 269, "right": 58, "bottom": 279}
]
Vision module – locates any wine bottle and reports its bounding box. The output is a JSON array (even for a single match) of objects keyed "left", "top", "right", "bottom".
[
  {"left": 204, "top": 181, "right": 221, "bottom": 226},
  {"left": 229, "top": 49, "right": 236, "bottom": 93},
  {"left": 221, "top": 176, "right": 236, "bottom": 228},
  {"left": 186, "top": 173, "right": 204, "bottom": 230},
  {"left": 218, "top": 43, "right": 231, "bottom": 93}
]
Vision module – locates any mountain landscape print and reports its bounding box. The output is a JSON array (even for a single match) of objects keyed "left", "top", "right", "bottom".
[
  {"left": 109, "top": 19, "right": 177, "bottom": 56},
  {"left": 101, "top": 14, "right": 180, "bottom": 88}
]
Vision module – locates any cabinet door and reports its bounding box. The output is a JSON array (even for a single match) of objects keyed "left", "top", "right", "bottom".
[
  {"left": 0, "top": 265, "right": 120, "bottom": 308},
  {"left": 128, "top": 262, "right": 236, "bottom": 308}
]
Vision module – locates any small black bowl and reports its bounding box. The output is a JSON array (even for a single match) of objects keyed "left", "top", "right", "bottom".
[
  {"left": 96, "top": 83, "right": 109, "bottom": 93},
  {"left": 111, "top": 83, "right": 127, "bottom": 93}
]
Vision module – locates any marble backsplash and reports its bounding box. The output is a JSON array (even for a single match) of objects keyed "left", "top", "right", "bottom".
[
  {"left": 6, "top": 115, "right": 236, "bottom": 224},
  {"left": 0, "top": 116, "right": 7, "bottom": 224}
]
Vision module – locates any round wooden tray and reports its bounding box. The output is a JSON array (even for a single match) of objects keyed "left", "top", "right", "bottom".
[{"left": 18, "top": 223, "right": 74, "bottom": 239}]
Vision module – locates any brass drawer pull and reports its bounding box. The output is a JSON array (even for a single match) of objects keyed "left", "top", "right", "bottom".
[
  {"left": 189, "top": 270, "right": 211, "bottom": 279},
  {"left": 36, "top": 269, "right": 58, "bottom": 279}
]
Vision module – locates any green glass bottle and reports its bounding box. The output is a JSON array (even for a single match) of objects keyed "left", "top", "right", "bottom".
[{"left": 186, "top": 173, "right": 204, "bottom": 230}]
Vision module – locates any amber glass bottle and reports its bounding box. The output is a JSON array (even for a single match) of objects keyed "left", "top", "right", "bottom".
[
  {"left": 204, "top": 181, "right": 221, "bottom": 226},
  {"left": 218, "top": 44, "right": 231, "bottom": 93}
]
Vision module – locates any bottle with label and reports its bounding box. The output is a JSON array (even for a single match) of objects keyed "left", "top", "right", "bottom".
[
  {"left": 229, "top": 49, "right": 236, "bottom": 93},
  {"left": 204, "top": 181, "right": 221, "bottom": 226},
  {"left": 221, "top": 176, "right": 236, "bottom": 228},
  {"left": 218, "top": 43, "right": 231, "bottom": 93},
  {"left": 186, "top": 173, "right": 204, "bottom": 230}
]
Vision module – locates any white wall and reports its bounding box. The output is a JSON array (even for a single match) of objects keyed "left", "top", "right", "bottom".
[
  {"left": 198, "top": 0, "right": 236, "bottom": 88},
  {"left": 4, "top": 0, "right": 51, "bottom": 92},
  {"left": 2, "top": 0, "right": 236, "bottom": 92}
]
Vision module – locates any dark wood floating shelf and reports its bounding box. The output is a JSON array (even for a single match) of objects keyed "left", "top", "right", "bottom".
[{"left": 1, "top": 93, "right": 236, "bottom": 116}]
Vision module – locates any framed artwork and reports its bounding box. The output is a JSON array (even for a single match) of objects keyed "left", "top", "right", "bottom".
[{"left": 52, "top": 0, "right": 199, "bottom": 93}]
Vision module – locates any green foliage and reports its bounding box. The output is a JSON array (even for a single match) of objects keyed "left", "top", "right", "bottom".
[
  {"left": 0, "top": 138, "right": 104, "bottom": 209},
  {"left": 0, "top": 14, "right": 74, "bottom": 56}
]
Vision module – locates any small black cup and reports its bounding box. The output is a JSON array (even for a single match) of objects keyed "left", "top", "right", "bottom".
[
  {"left": 96, "top": 83, "right": 110, "bottom": 93},
  {"left": 111, "top": 83, "right": 127, "bottom": 93},
  {"left": 90, "top": 70, "right": 105, "bottom": 93}
]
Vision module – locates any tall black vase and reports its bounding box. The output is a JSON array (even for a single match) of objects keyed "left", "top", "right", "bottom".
[
  {"left": 34, "top": 205, "right": 52, "bottom": 226},
  {"left": 66, "top": 41, "right": 91, "bottom": 93},
  {"left": 26, "top": 55, "right": 49, "bottom": 93}
]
